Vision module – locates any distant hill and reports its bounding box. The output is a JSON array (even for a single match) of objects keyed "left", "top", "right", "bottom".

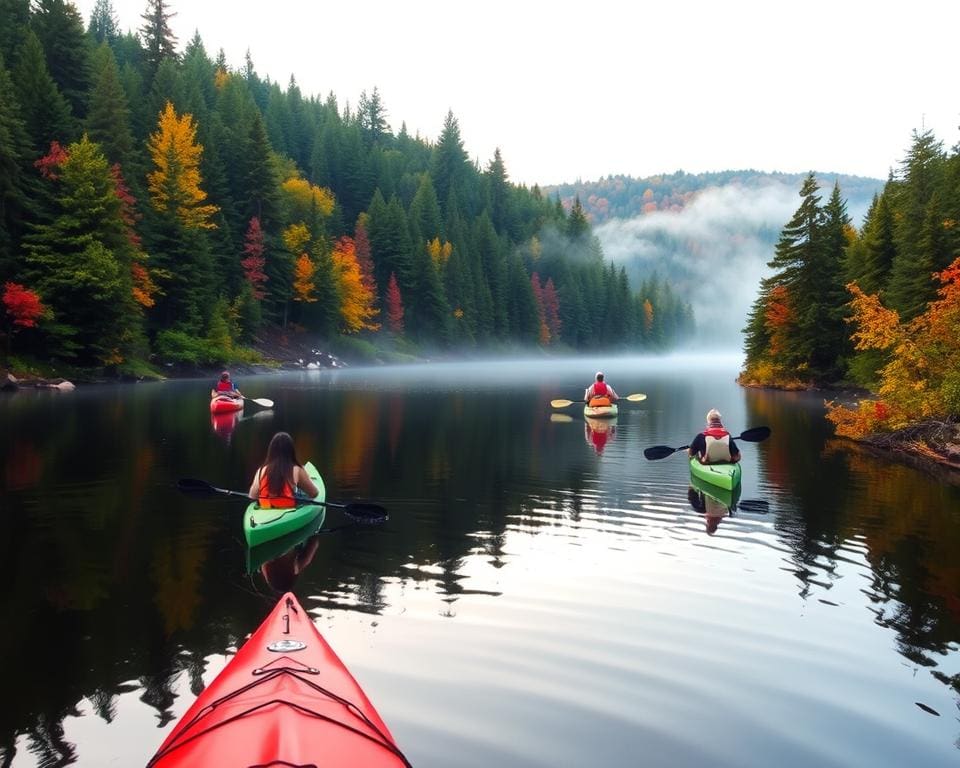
[
  {"left": 544, "top": 170, "right": 884, "bottom": 225},
  {"left": 556, "top": 171, "right": 886, "bottom": 348}
]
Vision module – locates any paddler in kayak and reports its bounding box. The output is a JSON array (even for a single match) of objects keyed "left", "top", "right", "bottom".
[
  {"left": 688, "top": 409, "right": 741, "bottom": 465},
  {"left": 211, "top": 370, "right": 242, "bottom": 400},
  {"left": 248, "top": 432, "right": 320, "bottom": 507},
  {"left": 584, "top": 371, "right": 619, "bottom": 404}
]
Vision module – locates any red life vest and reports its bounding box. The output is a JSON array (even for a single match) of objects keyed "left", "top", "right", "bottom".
[
  {"left": 702, "top": 427, "right": 730, "bottom": 439},
  {"left": 592, "top": 381, "right": 608, "bottom": 397},
  {"left": 216, "top": 380, "right": 235, "bottom": 392},
  {"left": 258, "top": 470, "right": 295, "bottom": 509}
]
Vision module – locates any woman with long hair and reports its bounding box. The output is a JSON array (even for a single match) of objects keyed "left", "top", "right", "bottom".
[{"left": 248, "top": 432, "right": 320, "bottom": 507}]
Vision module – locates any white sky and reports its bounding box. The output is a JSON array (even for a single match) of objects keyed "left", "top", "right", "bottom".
[{"left": 76, "top": 0, "right": 960, "bottom": 187}]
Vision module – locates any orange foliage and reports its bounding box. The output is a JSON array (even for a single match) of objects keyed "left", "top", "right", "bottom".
[
  {"left": 331, "top": 236, "right": 379, "bottom": 333},
  {"left": 763, "top": 284, "right": 793, "bottom": 356},
  {"left": 643, "top": 299, "right": 653, "bottom": 334},
  {"left": 146, "top": 102, "right": 218, "bottom": 229},
  {"left": 292, "top": 254, "right": 317, "bottom": 303},
  {"left": 826, "top": 260, "right": 960, "bottom": 437},
  {"left": 131, "top": 263, "right": 158, "bottom": 308}
]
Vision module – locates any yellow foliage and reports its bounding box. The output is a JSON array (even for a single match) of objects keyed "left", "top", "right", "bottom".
[
  {"left": 529, "top": 235, "right": 541, "bottom": 260},
  {"left": 427, "top": 237, "right": 452, "bottom": 268},
  {"left": 292, "top": 253, "right": 317, "bottom": 303},
  {"left": 282, "top": 223, "right": 311, "bottom": 255},
  {"left": 280, "top": 177, "right": 335, "bottom": 221},
  {"left": 828, "top": 263, "right": 960, "bottom": 435},
  {"left": 331, "top": 237, "right": 379, "bottom": 333},
  {"left": 453, "top": 307, "right": 464, "bottom": 319},
  {"left": 146, "top": 102, "right": 218, "bottom": 229},
  {"left": 214, "top": 68, "right": 229, "bottom": 89}
]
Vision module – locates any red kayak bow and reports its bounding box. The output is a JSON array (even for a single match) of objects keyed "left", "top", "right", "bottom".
[{"left": 147, "top": 592, "right": 410, "bottom": 767}]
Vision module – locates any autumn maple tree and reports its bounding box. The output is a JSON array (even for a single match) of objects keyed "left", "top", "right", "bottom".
[
  {"left": 3, "top": 282, "right": 45, "bottom": 325},
  {"left": 826, "top": 257, "right": 960, "bottom": 437},
  {"left": 385, "top": 273, "right": 404, "bottom": 334},
  {"left": 242, "top": 217, "right": 268, "bottom": 300},
  {"left": 292, "top": 254, "right": 317, "bottom": 303},
  {"left": 146, "top": 101, "right": 218, "bottom": 229},
  {"left": 331, "top": 236, "right": 379, "bottom": 333}
]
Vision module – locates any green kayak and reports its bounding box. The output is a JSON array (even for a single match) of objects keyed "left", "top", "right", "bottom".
[
  {"left": 689, "top": 472, "right": 742, "bottom": 509},
  {"left": 689, "top": 456, "right": 742, "bottom": 491},
  {"left": 244, "top": 461, "right": 326, "bottom": 548},
  {"left": 245, "top": 507, "right": 326, "bottom": 574}
]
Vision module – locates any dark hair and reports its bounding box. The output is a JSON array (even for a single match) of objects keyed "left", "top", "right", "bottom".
[
  {"left": 220, "top": 371, "right": 230, "bottom": 381},
  {"left": 261, "top": 551, "right": 299, "bottom": 593},
  {"left": 596, "top": 373, "right": 604, "bottom": 381},
  {"left": 262, "top": 432, "right": 300, "bottom": 497}
]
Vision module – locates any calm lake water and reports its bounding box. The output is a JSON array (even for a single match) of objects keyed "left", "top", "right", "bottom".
[{"left": 1, "top": 354, "right": 959, "bottom": 767}]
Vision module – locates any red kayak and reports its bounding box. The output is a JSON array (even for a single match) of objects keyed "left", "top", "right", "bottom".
[
  {"left": 147, "top": 593, "right": 410, "bottom": 767},
  {"left": 210, "top": 394, "right": 243, "bottom": 414}
]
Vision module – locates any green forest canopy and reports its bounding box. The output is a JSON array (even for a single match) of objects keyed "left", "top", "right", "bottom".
[{"left": 0, "top": 0, "right": 694, "bottom": 371}]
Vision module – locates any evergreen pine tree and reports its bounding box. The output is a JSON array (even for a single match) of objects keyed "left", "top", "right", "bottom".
[
  {"left": 14, "top": 31, "right": 75, "bottom": 153},
  {"left": 0, "top": 0, "right": 30, "bottom": 69},
  {"left": 431, "top": 110, "right": 468, "bottom": 220},
  {"left": 31, "top": 0, "right": 91, "bottom": 118},
  {"left": 140, "top": 0, "right": 177, "bottom": 82},
  {"left": 22, "top": 136, "right": 142, "bottom": 363},
  {"left": 0, "top": 52, "right": 35, "bottom": 277},
  {"left": 887, "top": 129, "right": 946, "bottom": 320},
  {"left": 87, "top": 0, "right": 119, "bottom": 45},
  {"left": 86, "top": 43, "right": 133, "bottom": 165}
]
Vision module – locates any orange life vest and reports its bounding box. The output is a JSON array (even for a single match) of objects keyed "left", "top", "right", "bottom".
[{"left": 258, "top": 470, "right": 296, "bottom": 508}]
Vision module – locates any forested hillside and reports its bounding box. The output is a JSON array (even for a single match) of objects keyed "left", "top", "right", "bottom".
[
  {"left": 739, "top": 129, "right": 960, "bottom": 439},
  {"left": 547, "top": 170, "right": 884, "bottom": 225},
  {"left": 0, "top": 0, "right": 694, "bottom": 374}
]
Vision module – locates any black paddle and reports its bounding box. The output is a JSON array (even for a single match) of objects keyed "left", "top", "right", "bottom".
[
  {"left": 643, "top": 426, "right": 772, "bottom": 461},
  {"left": 176, "top": 478, "right": 388, "bottom": 524}
]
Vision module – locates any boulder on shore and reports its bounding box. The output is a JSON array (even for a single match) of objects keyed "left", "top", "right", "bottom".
[{"left": 0, "top": 374, "right": 76, "bottom": 392}]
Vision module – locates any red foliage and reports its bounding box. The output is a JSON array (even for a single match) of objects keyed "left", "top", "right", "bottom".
[
  {"left": 34, "top": 141, "right": 69, "bottom": 179},
  {"left": 385, "top": 272, "right": 404, "bottom": 334},
  {"left": 3, "top": 282, "right": 45, "bottom": 328},
  {"left": 543, "top": 277, "right": 562, "bottom": 341},
  {"left": 530, "top": 272, "right": 548, "bottom": 345},
  {"left": 111, "top": 163, "right": 142, "bottom": 248},
  {"left": 354, "top": 220, "right": 377, "bottom": 297},
  {"left": 241, "top": 217, "right": 267, "bottom": 299}
]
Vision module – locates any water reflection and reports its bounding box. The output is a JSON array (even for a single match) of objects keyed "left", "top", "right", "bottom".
[
  {"left": 687, "top": 473, "right": 741, "bottom": 534},
  {"left": 246, "top": 510, "right": 326, "bottom": 593},
  {"left": 210, "top": 410, "right": 240, "bottom": 442},
  {"left": 584, "top": 415, "right": 617, "bottom": 455},
  {"left": 1, "top": 357, "right": 959, "bottom": 766}
]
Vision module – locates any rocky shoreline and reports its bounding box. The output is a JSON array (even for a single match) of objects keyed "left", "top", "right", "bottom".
[{"left": 857, "top": 419, "right": 960, "bottom": 479}]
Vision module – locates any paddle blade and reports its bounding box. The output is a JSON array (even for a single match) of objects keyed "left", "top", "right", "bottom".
[
  {"left": 550, "top": 413, "right": 574, "bottom": 423},
  {"left": 177, "top": 479, "right": 249, "bottom": 500},
  {"left": 738, "top": 426, "right": 771, "bottom": 442},
  {"left": 625, "top": 393, "right": 647, "bottom": 402},
  {"left": 643, "top": 445, "right": 682, "bottom": 460},
  {"left": 177, "top": 478, "right": 220, "bottom": 496},
  {"left": 343, "top": 502, "right": 388, "bottom": 524},
  {"left": 248, "top": 397, "right": 274, "bottom": 408},
  {"left": 550, "top": 399, "right": 575, "bottom": 408}
]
